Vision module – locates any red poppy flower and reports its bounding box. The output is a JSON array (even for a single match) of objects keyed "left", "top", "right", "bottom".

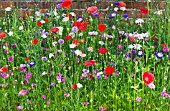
[
  {"left": 98, "top": 24, "right": 106, "bottom": 32},
  {"left": 129, "top": 36, "right": 136, "bottom": 42},
  {"left": 142, "top": 72, "right": 154, "bottom": 85},
  {"left": 72, "top": 84, "right": 77, "bottom": 90},
  {"left": 84, "top": 61, "right": 91, "bottom": 66},
  {"left": 24, "top": 57, "right": 30, "bottom": 62},
  {"left": 98, "top": 48, "right": 108, "bottom": 54},
  {"left": 36, "top": 21, "right": 42, "bottom": 26},
  {"left": 62, "top": 0, "right": 73, "bottom": 9},
  {"left": 50, "top": 28, "right": 59, "bottom": 33},
  {"left": 0, "top": 32, "right": 7, "bottom": 39},
  {"left": 87, "top": 6, "right": 98, "bottom": 14},
  {"left": 73, "top": 21, "right": 81, "bottom": 27},
  {"left": 162, "top": 44, "right": 167, "bottom": 48},
  {"left": 119, "top": 2, "right": 126, "bottom": 7},
  {"left": 39, "top": 9, "right": 47, "bottom": 13},
  {"left": 88, "top": 74, "right": 93, "bottom": 80},
  {"left": 66, "top": 14, "right": 73, "bottom": 19},
  {"left": 104, "top": 66, "right": 114, "bottom": 75},
  {"left": 140, "top": 8, "right": 149, "bottom": 15},
  {"left": 32, "top": 38, "right": 38, "bottom": 45},
  {"left": 44, "top": 18, "right": 49, "bottom": 22},
  {"left": 1, "top": 66, "right": 8, "bottom": 72},
  {"left": 72, "top": 39, "right": 79, "bottom": 46},
  {"left": 78, "top": 22, "right": 88, "bottom": 31},
  {"left": 64, "top": 35, "right": 72, "bottom": 41},
  {"left": 89, "top": 60, "right": 97, "bottom": 65}
]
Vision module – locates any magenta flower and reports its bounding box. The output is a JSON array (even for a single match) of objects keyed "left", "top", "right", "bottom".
[
  {"left": 0, "top": 73, "right": 9, "bottom": 78},
  {"left": 163, "top": 47, "right": 169, "bottom": 52},
  {"left": 17, "top": 106, "right": 23, "bottom": 110},
  {"left": 99, "top": 107, "right": 104, "bottom": 111},
  {"left": 46, "top": 101, "right": 51, "bottom": 105},
  {"left": 18, "top": 90, "right": 29, "bottom": 96},
  {"left": 31, "top": 83, "right": 36, "bottom": 87},
  {"left": 26, "top": 72, "right": 32, "bottom": 79},
  {"left": 42, "top": 95, "right": 46, "bottom": 99},
  {"left": 117, "top": 44, "right": 123, "bottom": 50},
  {"left": 84, "top": 102, "right": 89, "bottom": 105},
  {"left": 9, "top": 56, "right": 13, "bottom": 62}
]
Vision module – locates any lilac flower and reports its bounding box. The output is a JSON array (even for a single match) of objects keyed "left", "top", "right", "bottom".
[
  {"left": 9, "top": 56, "right": 13, "bottom": 62},
  {"left": 58, "top": 39, "right": 64, "bottom": 44},
  {"left": 148, "top": 83, "right": 155, "bottom": 89},
  {"left": 83, "top": 69, "right": 89, "bottom": 74},
  {"left": 31, "top": 83, "right": 36, "bottom": 87},
  {"left": 26, "top": 72, "right": 32, "bottom": 79},
  {"left": 133, "top": 58, "right": 138, "bottom": 62},
  {"left": 115, "top": 72, "right": 119, "bottom": 76},
  {"left": 50, "top": 82, "right": 55, "bottom": 86},
  {"left": 56, "top": 4, "right": 62, "bottom": 9},
  {"left": 17, "top": 106, "right": 23, "bottom": 110},
  {"left": 104, "top": 76, "right": 108, "bottom": 80},
  {"left": 76, "top": 58, "right": 80, "bottom": 63},
  {"left": 28, "top": 100, "right": 34, "bottom": 104},
  {"left": 42, "top": 95, "right": 46, "bottom": 99},
  {"left": 18, "top": 90, "right": 29, "bottom": 96},
  {"left": 24, "top": 79, "right": 29, "bottom": 84},
  {"left": 41, "top": 57, "right": 47, "bottom": 61},
  {"left": 61, "top": 77, "right": 66, "bottom": 83},
  {"left": 136, "top": 97, "right": 142, "bottom": 102},
  {"left": 96, "top": 75, "right": 101, "bottom": 79},
  {"left": 64, "top": 92, "right": 70, "bottom": 98},
  {"left": 72, "top": 26, "right": 78, "bottom": 33}
]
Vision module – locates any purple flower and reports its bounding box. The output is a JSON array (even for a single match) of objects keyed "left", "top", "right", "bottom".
[
  {"left": 9, "top": 56, "right": 13, "bottom": 62},
  {"left": 96, "top": 75, "right": 101, "bottom": 79},
  {"left": 136, "top": 97, "right": 142, "bottom": 102},
  {"left": 26, "top": 72, "right": 32, "bottom": 79},
  {"left": 58, "top": 39, "right": 64, "bottom": 44},
  {"left": 56, "top": 4, "right": 62, "bottom": 9},
  {"left": 133, "top": 58, "right": 138, "bottom": 62},
  {"left": 114, "top": 2, "right": 119, "bottom": 6},
  {"left": 116, "top": 51, "right": 120, "bottom": 55},
  {"left": 11, "top": 44, "right": 17, "bottom": 48},
  {"left": 115, "top": 72, "right": 119, "bottom": 76},
  {"left": 122, "top": 14, "right": 128, "bottom": 18},
  {"left": 17, "top": 106, "right": 23, "bottom": 110}
]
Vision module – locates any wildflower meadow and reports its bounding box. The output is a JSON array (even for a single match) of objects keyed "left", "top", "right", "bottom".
[{"left": 0, "top": 0, "right": 170, "bottom": 110}]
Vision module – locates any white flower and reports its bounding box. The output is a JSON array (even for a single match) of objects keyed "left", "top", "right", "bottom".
[
  {"left": 40, "top": 20, "right": 45, "bottom": 24},
  {"left": 112, "top": 25, "right": 116, "bottom": 30},
  {"left": 69, "top": 44, "right": 76, "bottom": 48},
  {"left": 41, "top": 34, "right": 47, "bottom": 38},
  {"left": 69, "top": 32, "right": 75, "bottom": 38},
  {"left": 5, "top": 7, "right": 11, "bottom": 12},
  {"left": 52, "top": 42, "right": 57, "bottom": 46},
  {"left": 114, "top": 7, "right": 119, "bottom": 12},
  {"left": 133, "top": 44, "right": 142, "bottom": 50},
  {"left": 88, "top": 47, "right": 93, "bottom": 52},
  {"left": 8, "top": 31, "right": 13, "bottom": 36},
  {"left": 42, "top": 71, "right": 47, "bottom": 76},
  {"left": 49, "top": 53, "right": 54, "bottom": 58},
  {"left": 77, "top": 83, "right": 83, "bottom": 88},
  {"left": 120, "top": 7, "right": 126, "bottom": 11},
  {"left": 56, "top": 27, "right": 63, "bottom": 35},
  {"left": 148, "top": 83, "right": 155, "bottom": 89},
  {"left": 79, "top": 33, "right": 83, "bottom": 37},
  {"left": 70, "top": 12, "right": 75, "bottom": 17},
  {"left": 154, "top": 10, "right": 162, "bottom": 15},
  {"left": 80, "top": 53, "right": 86, "bottom": 57},
  {"left": 97, "top": 72, "right": 103, "bottom": 76},
  {"left": 128, "top": 44, "right": 134, "bottom": 49},
  {"left": 35, "top": 11, "right": 40, "bottom": 16},
  {"left": 54, "top": 11, "right": 58, "bottom": 16},
  {"left": 99, "top": 41, "right": 104, "bottom": 45},
  {"left": 75, "top": 50, "right": 81, "bottom": 56},
  {"left": 19, "top": 26, "right": 23, "bottom": 30},
  {"left": 135, "top": 19, "right": 144, "bottom": 24},
  {"left": 62, "top": 17, "right": 69, "bottom": 22}
]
